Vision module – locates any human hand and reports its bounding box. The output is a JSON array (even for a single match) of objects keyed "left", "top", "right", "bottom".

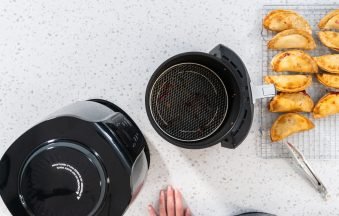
[{"left": 148, "top": 186, "right": 191, "bottom": 216}]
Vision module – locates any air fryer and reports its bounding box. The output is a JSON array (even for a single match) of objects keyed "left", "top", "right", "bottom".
[
  {"left": 0, "top": 100, "right": 150, "bottom": 216},
  {"left": 145, "top": 44, "right": 275, "bottom": 149}
]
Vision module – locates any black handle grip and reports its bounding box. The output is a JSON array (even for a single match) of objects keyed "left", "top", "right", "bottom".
[{"left": 209, "top": 44, "right": 254, "bottom": 149}]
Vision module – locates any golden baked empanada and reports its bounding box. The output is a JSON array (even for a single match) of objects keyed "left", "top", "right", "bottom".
[
  {"left": 268, "top": 29, "right": 316, "bottom": 50},
  {"left": 264, "top": 75, "right": 312, "bottom": 92},
  {"left": 271, "top": 50, "right": 318, "bottom": 73},
  {"left": 316, "top": 73, "right": 339, "bottom": 89},
  {"left": 269, "top": 92, "right": 314, "bottom": 113},
  {"left": 263, "top": 10, "right": 312, "bottom": 33},
  {"left": 318, "top": 9, "right": 339, "bottom": 30},
  {"left": 318, "top": 31, "right": 339, "bottom": 51},
  {"left": 314, "top": 54, "right": 339, "bottom": 73},
  {"left": 313, "top": 92, "right": 339, "bottom": 118},
  {"left": 271, "top": 113, "right": 314, "bottom": 142}
]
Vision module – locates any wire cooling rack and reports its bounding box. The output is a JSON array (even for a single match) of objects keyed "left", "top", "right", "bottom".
[{"left": 257, "top": 5, "right": 339, "bottom": 159}]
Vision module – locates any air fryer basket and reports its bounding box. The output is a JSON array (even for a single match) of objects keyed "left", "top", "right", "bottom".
[{"left": 146, "top": 45, "right": 255, "bottom": 149}]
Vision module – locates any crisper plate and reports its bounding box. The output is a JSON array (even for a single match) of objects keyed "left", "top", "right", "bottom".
[{"left": 257, "top": 4, "right": 339, "bottom": 159}]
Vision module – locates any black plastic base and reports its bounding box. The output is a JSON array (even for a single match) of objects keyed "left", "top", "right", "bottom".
[{"left": 0, "top": 100, "right": 149, "bottom": 216}]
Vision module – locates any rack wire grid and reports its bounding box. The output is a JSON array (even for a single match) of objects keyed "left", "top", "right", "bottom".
[{"left": 257, "top": 4, "right": 339, "bottom": 159}]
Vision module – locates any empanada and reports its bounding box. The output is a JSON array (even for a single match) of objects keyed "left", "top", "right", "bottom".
[
  {"left": 263, "top": 10, "right": 312, "bottom": 33},
  {"left": 313, "top": 92, "right": 339, "bottom": 118},
  {"left": 271, "top": 50, "right": 318, "bottom": 73},
  {"left": 318, "top": 31, "right": 339, "bottom": 52},
  {"left": 271, "top": 113, "right": 314, "bottom": 142},
  {"left": 316, "top": 73, "right": 339, "bottom": 89},
  {"left": 314, "top": 54, "right": 339, "bottom": 73},
  {"left": 268, "top": 29, "right": 316, "bottom": 50},
  {"left": 318, "top": 9, "right": 339, "bottom": 30},
  {"left": 264, "top": 75, "right": 312, "bottom": 92},
  {"left": 269, "top": 92, "right": 314, "bottom": 113}
]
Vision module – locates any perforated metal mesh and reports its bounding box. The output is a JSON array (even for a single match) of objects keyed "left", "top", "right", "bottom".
[
  {"left": 149, "top": 63, "right": 228, "bottom": 141},
  {"left": 257, "top": 5, "right": 339, "bottom": 159}
]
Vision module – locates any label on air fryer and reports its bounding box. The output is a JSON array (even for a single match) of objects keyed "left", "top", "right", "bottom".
[{"left": 52, "top": 163, "right": 84, "bottom": 200}]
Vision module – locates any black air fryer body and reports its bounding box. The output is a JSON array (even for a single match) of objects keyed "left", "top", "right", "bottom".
[
  {"left": 146, "top": 44, "right": 254, "bottom": 149},
  {"left": 0, "top": 100, "right": 149, "bottom": 216}
]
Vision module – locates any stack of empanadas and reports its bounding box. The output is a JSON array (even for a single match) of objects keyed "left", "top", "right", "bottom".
[
  {"left": 318, "top": 10, "right": 339, "bottom": 51},
  {"left": 263, "top": 9, "right": 339, "bottom": 142},
  {"left": 314, "top": 10, "right": 339, "bottom": 117},
  {"left": 264, "top": 10, "right": 315, "bottom": 50},
  {"left": 312, "top": 55, "right": 339, "bottom": 119},
  {"left": 314, "top": 54, "right": 339, "bottom": 89},
  {"left": 264, "top": 74, "right": 315, "bottom": 141}
]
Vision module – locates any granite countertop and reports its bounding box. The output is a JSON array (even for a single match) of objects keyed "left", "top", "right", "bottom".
[{"left": 1, "top": 0, "right": 339, "bottom": 215}]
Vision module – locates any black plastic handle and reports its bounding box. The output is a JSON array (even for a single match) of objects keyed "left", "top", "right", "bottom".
[{"left": 209, "top": 44, "right": 254, "bottom": 149}]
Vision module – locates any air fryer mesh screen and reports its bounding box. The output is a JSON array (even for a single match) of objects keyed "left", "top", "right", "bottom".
[{"left": 149, "top": 63, "right": 228, "bottom": 141}]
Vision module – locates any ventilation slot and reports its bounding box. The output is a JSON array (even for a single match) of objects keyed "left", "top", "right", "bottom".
[
  {"left": 221, "top": 55, "right": 243, "bottom": 78},
  {"left": 232, "top": 110, "right": 248, "bottom": 136},
  {"left": 222, "top": 55, "right": 229, "bottom": 61},
  {"left": 237, "top": 69, "right": 243, "bottom": 78},
  {"left": 230, "top": 61, "right": 237, "bottom": 68}
]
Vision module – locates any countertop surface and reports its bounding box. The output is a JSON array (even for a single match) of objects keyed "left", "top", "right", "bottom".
[{"left": 1, "top": 0, "right": 339, "bottom": 215}]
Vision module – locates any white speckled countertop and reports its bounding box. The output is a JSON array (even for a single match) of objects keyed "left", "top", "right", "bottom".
[{"left": 1, "top": 0, "right": 339, "bottom": 215}]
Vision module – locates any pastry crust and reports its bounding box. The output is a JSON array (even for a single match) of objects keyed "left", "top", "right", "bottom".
[
  {"left": 271, "top": 50, "right": 318, "bottom": 73},
  {"left": 269, "top": 92, "right": 314, "bottom": 113},
  {"left": 316, "top": 73, "right": 339, "bottom": 89},
  {"left": 264, "top": 75, "right": 312, "bottom": 92},
  {"left": 271, "top": 113, "right": 314, "bottom": 142},
  {"left": 318, "top": 9, "right": 339, "bottom": 30},
  {"left": 263, "top": 9, "right": 312, "bottom": 33},
  {"left": 318, "top": 31, "right": 339, "bottom": 52},
  {"left": 314, "top": 54, "right": 339, "bottom": 73},
  {"left": 313, "top": 92, "right": 339, "bottom": 118},
  {"left": 267, "top": 29, "right": 316, "bottom": 50}
]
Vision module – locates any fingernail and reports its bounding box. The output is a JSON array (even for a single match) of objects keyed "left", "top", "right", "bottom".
[
  {"left": 168, "top": 185, "right": 172, "bottom": 191},
  {"left": 160, "top": 190, "right": 164, "bottom": 196}
]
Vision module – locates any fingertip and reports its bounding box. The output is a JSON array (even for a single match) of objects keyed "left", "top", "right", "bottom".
[
  {"left": 148, "top": 205, "right": 156, "bottom": 216},
  {"left": 185, "top": 208, "right": 191, "bottom": 216},
  {"left": 167, "top": 185, "right": 173, "bottom": 191}
]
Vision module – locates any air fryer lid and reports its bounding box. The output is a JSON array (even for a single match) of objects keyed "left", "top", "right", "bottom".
[
  {"left": 149, "top": 62, "right": 228, "bottom": 142},
  {"left": 19, "top": 142, "right": 106, "bottom": 216}
]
